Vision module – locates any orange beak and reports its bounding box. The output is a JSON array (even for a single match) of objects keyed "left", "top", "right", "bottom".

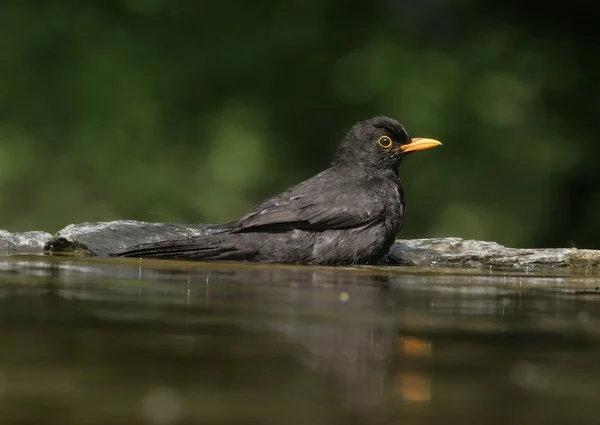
[{"left": 394, "top": 138, "right": 442, "bottom": 154}]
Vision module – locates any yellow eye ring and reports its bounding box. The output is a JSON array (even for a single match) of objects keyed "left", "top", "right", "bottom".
[{"left": 378, "top": 136, "right": 393, "bottom": 149}]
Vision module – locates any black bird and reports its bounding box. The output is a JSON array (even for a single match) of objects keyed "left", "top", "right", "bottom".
[{"left": 111, "top": 117, "right": 441, "bottom": 264}]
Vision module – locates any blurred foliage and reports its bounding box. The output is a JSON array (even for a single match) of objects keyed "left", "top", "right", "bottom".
[{"left": 0, "top": 0, "right": 598, "bottom": 248}]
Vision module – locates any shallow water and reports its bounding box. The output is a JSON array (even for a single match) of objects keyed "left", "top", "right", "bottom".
[{"left": 1, "top": 255, "right": 600, "bottom": 425}]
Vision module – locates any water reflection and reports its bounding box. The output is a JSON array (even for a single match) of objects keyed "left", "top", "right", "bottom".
[{"left": 0, "top": 256, "right": 600, "bottom": 424}]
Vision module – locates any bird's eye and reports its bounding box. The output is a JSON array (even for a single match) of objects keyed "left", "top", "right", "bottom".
[{"left": 378, "top": 136, "right": 393, "bottom": 149}]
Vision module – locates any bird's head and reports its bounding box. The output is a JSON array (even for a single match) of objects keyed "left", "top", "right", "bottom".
[{"left": 332, "top": 116, "right": 442, "bottom": 170}]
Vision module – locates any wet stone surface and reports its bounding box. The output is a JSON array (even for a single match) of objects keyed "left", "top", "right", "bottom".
[
  {"left": 2, "top": 220, "right": 600, "bottom": 271},
  {"left": 0, "top": 229, "right": 53, "bottom": 253}
]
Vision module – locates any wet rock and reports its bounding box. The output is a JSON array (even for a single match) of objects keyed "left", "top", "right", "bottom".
[
  {"left": 0, "top": 229, "right": 53, "bottom": 253},
  {"left": 2, "top": 220, "right": 599, "bottom": 270},
  {"left": 385, "top": 238, "right": 600, "bottom": 270},
  {"left": 44, "top": 220, "right": 214, "bottom": 256}
]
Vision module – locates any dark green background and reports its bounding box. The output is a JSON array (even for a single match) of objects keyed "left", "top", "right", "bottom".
[{"left": 1, "top": 0, "right": 598, "bottom": 248}]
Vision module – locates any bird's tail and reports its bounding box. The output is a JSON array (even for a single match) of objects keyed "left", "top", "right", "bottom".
[{"left": 109, "top": 229, "right": 257, "bottom": 261}]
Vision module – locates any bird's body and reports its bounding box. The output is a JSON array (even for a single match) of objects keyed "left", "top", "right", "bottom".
[{"left": 111, "top": 117, "right": 441, "bottom": 265}]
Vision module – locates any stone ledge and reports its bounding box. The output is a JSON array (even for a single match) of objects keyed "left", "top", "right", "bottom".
[
  {"left": 2, "top": 221, "right": 599, "bottom": 271},
  {"left": 1, "top": 229, "right": 53, "bottom": 253}
]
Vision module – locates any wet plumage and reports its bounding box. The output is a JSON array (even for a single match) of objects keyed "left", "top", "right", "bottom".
[{"left": 110, "top": 117, "right": 441, "bottom": 264}]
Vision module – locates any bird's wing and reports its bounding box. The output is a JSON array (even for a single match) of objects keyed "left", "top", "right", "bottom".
[{"left": 227, "top": 172, "right": 383, "bottom": 232}]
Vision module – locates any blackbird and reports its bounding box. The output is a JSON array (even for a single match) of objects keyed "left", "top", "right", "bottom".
[{"left": 110, "top": 117, "right": 441, "bottom": 264}]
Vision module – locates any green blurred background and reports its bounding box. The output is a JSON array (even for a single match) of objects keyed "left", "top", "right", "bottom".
[{"left": 1, "top": 0, "right": 598, "bottom": 248}]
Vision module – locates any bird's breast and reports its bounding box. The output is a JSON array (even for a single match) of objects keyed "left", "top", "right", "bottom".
[{"left": 310, "top": 176, "right": 404, "bottom": 265}]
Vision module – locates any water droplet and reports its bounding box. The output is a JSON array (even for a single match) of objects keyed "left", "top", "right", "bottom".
[
  {"left": 510, "top": 361, "right": 542, "bottom": 389},
  {"left": 577, "top": 311, "right": 590, "bottom": 323},
  {"left": 140, "top": 386, "right": 181, "bottom": 425}
]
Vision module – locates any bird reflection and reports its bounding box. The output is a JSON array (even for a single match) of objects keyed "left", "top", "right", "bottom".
[{"left": 107, "top": 262, "right": 400, "bottom": 406}]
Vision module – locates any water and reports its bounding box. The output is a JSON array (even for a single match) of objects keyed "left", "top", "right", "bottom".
[{"left": 1, "top": 255, "right": 599, "bottom": 425}]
